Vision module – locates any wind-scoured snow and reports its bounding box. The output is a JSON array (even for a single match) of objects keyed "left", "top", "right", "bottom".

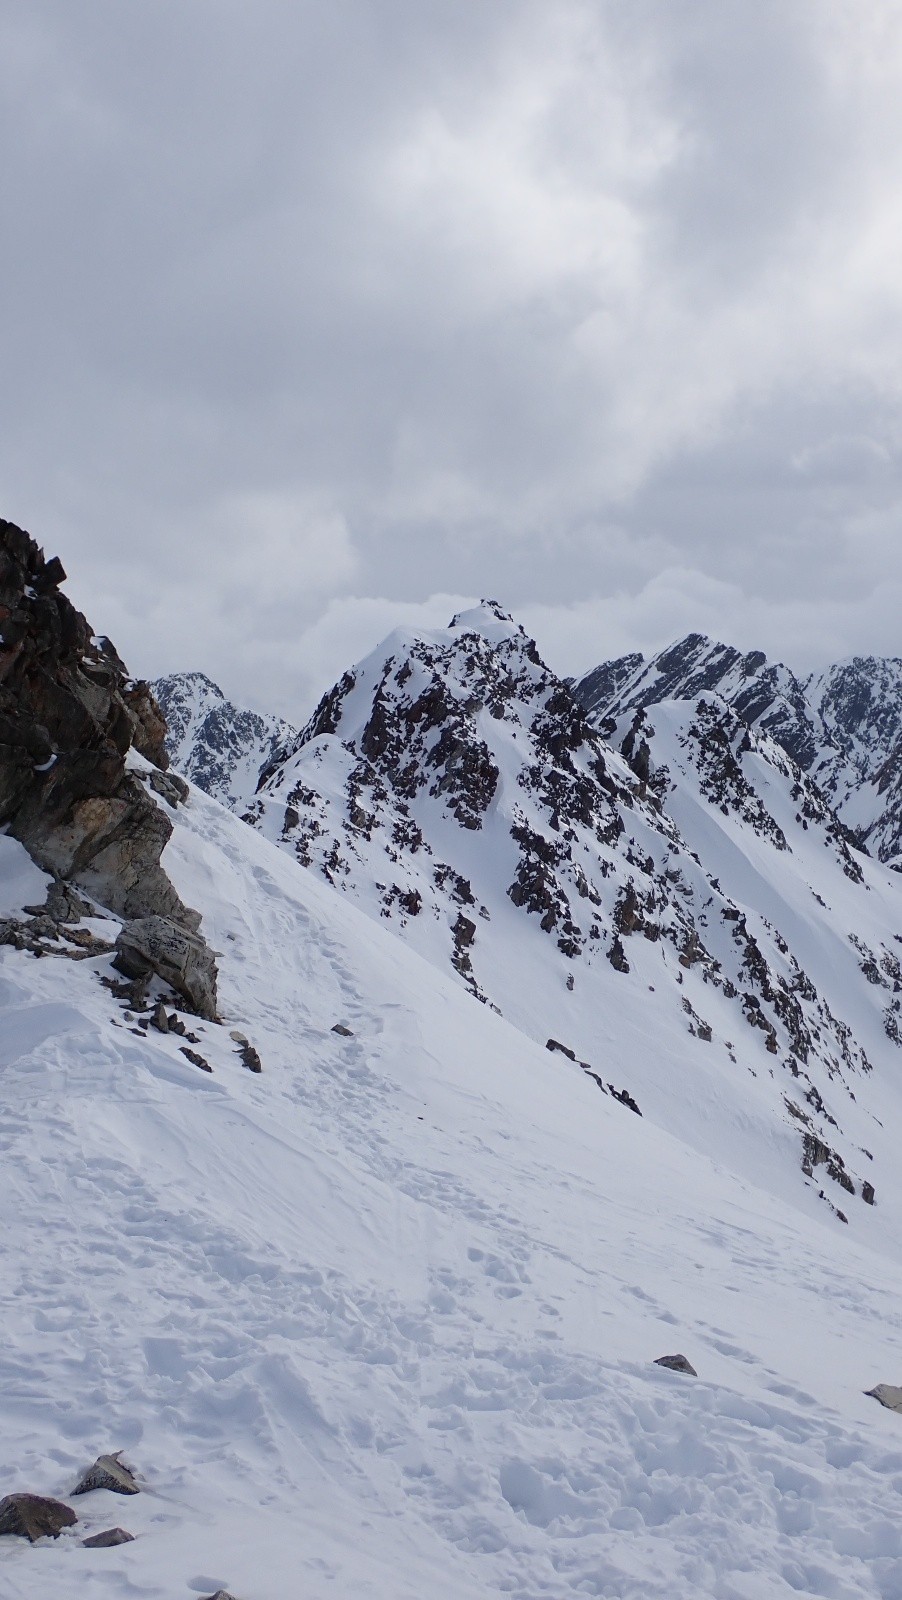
[{"left": 5, "top": 781, "right": 902, "bottom": 1598}]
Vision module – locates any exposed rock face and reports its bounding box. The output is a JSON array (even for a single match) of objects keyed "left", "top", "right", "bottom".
[
  {"left": 0, "top": 519, "right": 217, "bottom": 1003},
  {"left": 82, "top": 1526, "right": 135, "bottom": 1547},
  {"left": 0, "top": 1492, "right": 77, "bottom": 1541}
]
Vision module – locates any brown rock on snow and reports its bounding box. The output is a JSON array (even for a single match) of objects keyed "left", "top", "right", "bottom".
[
  {"left": 654, "top": 1353, "right": 698, "bottom": 1376},
  {"left": 82, "top": 1526, "right": 135, "bottom": 1547},
  {"left": 0, "top": 1492, "right": 78, "bottom": 1541}
]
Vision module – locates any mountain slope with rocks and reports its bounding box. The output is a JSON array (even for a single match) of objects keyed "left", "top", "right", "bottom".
[
  {"left": 573, "top": 635, "right": 902, "bottom": 865},
  {"left": 152, "top": 671, "right": 298, "bottom": 812},
  {"left": 7, "top": 548, "right": 902, "bottom": 1597},
  {"left": 244, "top": 602, "right": 902, "bottom": 1222}
]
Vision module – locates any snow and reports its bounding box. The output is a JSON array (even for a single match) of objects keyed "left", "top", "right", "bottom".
[
  {"left": 0, "top": 834, "right": 50, "bottom": 916},
  {"left": 5, "top": 779, "right": 902, "bottom": 1597}
]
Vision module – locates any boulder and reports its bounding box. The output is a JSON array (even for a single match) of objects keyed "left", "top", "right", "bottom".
[
  {"left": 0, "top": 1492, "right": 78, "bottom": 1541},
  {"left": 82, "top": 1526, "right": 135, "bottom": 1547},
  {"left": 114, "top": 917, "right": 218, "bottom": 1019},
  {"left": 73, "top": 1452, "right": 139, "bottom": 1496},
  {"left": 866, "top": 1383, "right": 902, "bottom": 1413},
  {"left": 654, "top": 1353, "right": 697, "bottom": 1376},
  {"left": 331, "top": 1023, "right": 354, "bottom": 1037}
]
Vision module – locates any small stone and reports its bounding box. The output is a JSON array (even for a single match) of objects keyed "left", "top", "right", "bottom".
[
  {"left": 82, "top": 1526, "right": 135, "bottom": 1547},
  {"left": 180, "top": 1046, "right": 212, "bottom": 1073},
  {"left": 149, "top": 1000, "right": 169, "bottom": 1033},
  {"left": 654, "top": 1353, "right": 697, "bottom": 1376},
  {"left": 239, "top": 1042, "right": 262, "bottom": 1073},
  {"left": 0, "top": 1492, "right": 78, "bottom": 1541},
  {"left": 331, "top": 1023, "right": 354, "bottom": 1037},
  {"left": 866, "top": 1383, "right": 902, "bottom": 1413},
  {"left": 73, "top": 1452, "right": 139, "bottom": 1496}
]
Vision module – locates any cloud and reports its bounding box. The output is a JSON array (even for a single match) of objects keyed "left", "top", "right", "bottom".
[{"left": 2, "top": 1, "right": 902, "bottom": 710}]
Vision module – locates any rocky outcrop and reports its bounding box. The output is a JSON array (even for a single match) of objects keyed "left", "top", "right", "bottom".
[{"left": 0, "top": 519, "right": 217, "bottom": 1005}]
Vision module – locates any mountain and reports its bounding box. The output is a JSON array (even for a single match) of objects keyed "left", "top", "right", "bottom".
[
  {"left": 573, "top": 635, "right": 902, "bottom": 864},
  {"left": 8, "top": 555, "right": 902, "bottom": 1597},
  {"left": 152, "top": 671, "right": 298, "bottom": 812},
  {"left": 241, "top": 601, "right": 902, "bottom": 1225}
]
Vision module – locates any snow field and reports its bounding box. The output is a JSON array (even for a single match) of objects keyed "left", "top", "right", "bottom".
[{"left": 3, "top": 791, "right": 902, "bottom": 1596}]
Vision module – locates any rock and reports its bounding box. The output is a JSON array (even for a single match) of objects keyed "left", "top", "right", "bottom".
[
  {"left": 654, "top": 1353, "right": 697, "bottom": 1376},
  {"left": 181, "top": 1045, "right": 212, "bottom": 1072},
  {"left": 146, "top": 766, "right": 189, "bottom": 807},
  {"left": 73, "top": 1451, "right": 140, "bottom": 1496},
  {"left": 866, "top": 1383, "right": 902, "bottom": 1412},
  {"left": 200, "top": 1592, "right": 241, "bottom": 1600},
  {"left": 0, "top": 1492, "right": 78, "bottom": 1541},
  {"left": 331, "top": 1023, "right": 354, "bottom": 1037},
  {"left": 82, "top": 1526, "right": 135, "bottom": 1547},
  {"left": 238, "top": 1041, "right": 262, "bottom": 1073},
  {"left": 114, "top": 916, "right": 218, "bottom": 1019},
  {"left": 150, "top": 999, "right": 170, "bottom": 1033}
]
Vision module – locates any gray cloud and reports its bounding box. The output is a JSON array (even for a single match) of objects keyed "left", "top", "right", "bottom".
[{"left": 2, "top": 1, "right": 902, "bottom": 719}]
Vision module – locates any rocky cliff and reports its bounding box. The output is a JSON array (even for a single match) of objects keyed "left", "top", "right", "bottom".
[{"left": 0, "top": 519, "right": 217, "bottom": 1015}]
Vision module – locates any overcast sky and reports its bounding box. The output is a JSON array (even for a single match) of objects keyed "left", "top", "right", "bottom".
[{"left": 3, "top": 1, "right": 902, "bottom": 719}]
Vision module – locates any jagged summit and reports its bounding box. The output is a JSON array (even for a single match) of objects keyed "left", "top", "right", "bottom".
[
  {"left": 574, "top": 634, "right": 902, "bottom": 863},
  {"left": 449, "top": 598, "right": 520, "bottom": 636}
]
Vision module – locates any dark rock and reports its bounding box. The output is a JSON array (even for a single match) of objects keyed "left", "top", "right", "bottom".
[
  {"left": 81, "top": 1526, "right": 135, "bottom": 1547},
  {"left": 114, "top": 916, "right": 218, "bottom": 1019},
  {"left": 239, "top": 1042, "right": 262, "bottom": 1073},
  {"left": 546, "top": 1038, "right": 576, "bottom": 1061},
  {"left": 331, "top": 1023, "right": 354, "bottom": 1037},
  {"left": 865, "top": 1383, "right": 902, "bottom": 1412},
  {"left": 654, "top": 1353, "right": 697, "bottom": 1376},
  {"left": 200, "top": 1591, "right": 241, "bottom": 1600},
  {"left": 0, "top": 1492, "right": 78, "bottom": 1541},
  {"left": 150, "top": 999, "right": 170, "bottom": 1033},
  {"left": 73, "top": 1452, "right": 139, "bottom": 1496},
  {"left": 146, "top": 767, "right": 189, "bottom": 807},
  {"left": 180, "top": 1046, "right": 212, "bottom": 1072}
]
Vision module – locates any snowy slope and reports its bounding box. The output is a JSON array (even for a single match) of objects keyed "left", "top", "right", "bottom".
[
  {"left": 573, "top": 636, "right": 902, "bottom": 866},
  {"left": 6, "top": 778, "right": 902, "bottom": 1598},
  {"left": 244, "top": 603, "right": 902, "bottom": 1223},
  {"left": 153, "top": 671, "right": 298, "bottom": 812}
]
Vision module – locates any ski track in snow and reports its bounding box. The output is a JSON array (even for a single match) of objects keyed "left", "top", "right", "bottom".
[{"left": 4, "top": 790, "right": 902, "bottom": 1597}]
